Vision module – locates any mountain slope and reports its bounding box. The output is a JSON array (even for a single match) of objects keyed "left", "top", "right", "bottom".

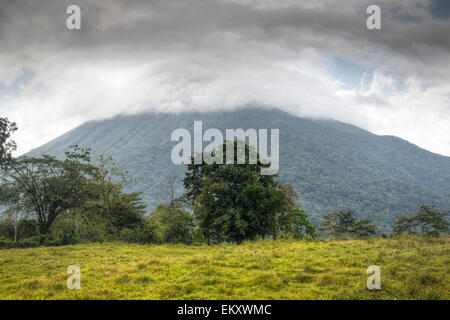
[{"left": 28, "top": 108, "right": 450, "bottom": 232}]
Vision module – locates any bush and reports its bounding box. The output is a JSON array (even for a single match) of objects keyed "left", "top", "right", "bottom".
[
  {"left": 0, "top": 233, "right": 82, "bottom": 249},
  {"left": 0, "top": 236, "right": 15, "bottom": 249},
  {"left": 150, "top": 204, "right": 194, "bottom": 244},
  {"left": 0, "top": 236, "right": 40, "bottom": 249},
  {"left": 119, "top": 220, "right": 162, "bottom": 244},
  {"left": 16, "top": 236, "right": 41, "bottom": 248}
]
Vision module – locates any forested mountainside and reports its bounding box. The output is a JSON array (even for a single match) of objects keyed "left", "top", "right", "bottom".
[{"left": 28, "top": 108, "right": 450, "bottom": 233}]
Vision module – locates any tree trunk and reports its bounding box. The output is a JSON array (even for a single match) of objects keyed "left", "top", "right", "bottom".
[
  {"left": 39, "top": 222, "right": 49, "bottom": 235},
  {"left": 13, "top": 224, "right": 17, "bottom": 243}
]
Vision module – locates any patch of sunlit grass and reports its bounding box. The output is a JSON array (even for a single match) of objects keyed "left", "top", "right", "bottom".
[{"left": 0, "top": 236, "right": 448, "bottom": 299}]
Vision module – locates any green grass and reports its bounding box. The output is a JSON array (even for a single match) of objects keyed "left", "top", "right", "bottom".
[{"left": 0, "top": 236, "right": 448, "bottom": 299}]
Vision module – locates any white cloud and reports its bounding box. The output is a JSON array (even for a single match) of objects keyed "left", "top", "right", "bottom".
[{"left": 0, "top": 0, "right": 449, "bottom": 156}]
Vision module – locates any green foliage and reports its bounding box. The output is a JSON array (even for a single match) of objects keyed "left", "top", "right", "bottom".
[
  {"left": 0, "top": 232, "right": 80, "bottom": 248},
  {"left": 1, "top": 146, "right": 97, "bottom": 234},
  {"left": 288, "top": 208, "right": 317, "bottom": 240},
  {"left": 26, "top": 108, "right": 450, "bottom": 233},
  {"left": 352, "top": 218, "right": 378, "bottom": 238},
  {"left": 393, "top": 205, "right": 449, "bottom": 237},
  {"left": 78, "top": 155, "right": 148, "bottom": 240},
  {"left": 118, "top": 219, "right": 162, "bottom": 244},
  {"left": 98, "top": 192, "right": 146, "bottom": 230},
  {"left": 149, "top": 204, "right": 194, "bottom": 244},
  {"left": 183, "top": 141, "right": 315, "bottom": 243},
  {"left": 319, "top": 210, "right": 377, "bottom": 239},
  {"left": 0, "top": 236, "right": 39, "bottom": 248},
  {"left": 0, "top": 117, "right": 17, "bottom": 170},
  {"left": 0, "top": 147, "right": 152, "bottom": 245}
]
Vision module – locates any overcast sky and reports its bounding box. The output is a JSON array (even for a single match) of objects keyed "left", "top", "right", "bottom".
[{"left": 1, "top": 0, "right": 450, "bottom": 156}]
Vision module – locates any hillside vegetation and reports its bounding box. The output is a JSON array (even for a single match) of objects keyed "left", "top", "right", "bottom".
[
  {"left": 27, "top": 108, "right": 450, "bottom": 233},
  {"left": 0, "top": 236, "right": 448, "bottom": 300}
]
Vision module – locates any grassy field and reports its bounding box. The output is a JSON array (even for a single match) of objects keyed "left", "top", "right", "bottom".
[{"left": 0, "top": 236, "right": 448, "bottom": 300}]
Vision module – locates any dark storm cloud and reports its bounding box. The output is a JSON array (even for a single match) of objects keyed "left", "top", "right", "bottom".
[
  {"left": 0, "top": 0, "right": 450, "bottom": 156},
  {"left": 1, "top": 0, "right": 449, "bottom": 64},
  {"left": 430, "top": 0, "right": 450, "bottom": 19},
  {"left": 0, "top": 0, "right": 447, "bottom": 82}
]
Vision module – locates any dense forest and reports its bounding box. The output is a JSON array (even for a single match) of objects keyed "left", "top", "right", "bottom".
[
  {"left": 1, "top": 115, "right": 448, "bottom": 247},
  {"left": 26, "top": 108, "right": 450, "bottom": 233},
  {"left": 0, "top": 137, "right": 319, "bottom": 246}
]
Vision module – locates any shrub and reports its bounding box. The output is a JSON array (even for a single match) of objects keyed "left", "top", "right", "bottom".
[{"left": 119, "top": 220, "right": 162, "bottom": 244}]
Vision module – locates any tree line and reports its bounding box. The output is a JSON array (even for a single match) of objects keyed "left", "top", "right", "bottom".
[{"left": 0, "top": 118, "right": 448, "bottom": 247}]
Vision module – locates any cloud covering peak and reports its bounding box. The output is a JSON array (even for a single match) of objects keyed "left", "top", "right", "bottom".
[{"left": 1, "top": 0, "right": 449, "bottom": 156}]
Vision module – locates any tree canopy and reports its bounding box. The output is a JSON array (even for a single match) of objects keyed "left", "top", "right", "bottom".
[
  {"left": 183, "top": 141, "right": 316, "bottom": 243},
  {"left": 319, "top": 210, "right": 377, "bottom": 239},
  {"left": 2, "top": 146, "right": 98, "bottom": 234},
  {"left": 0, "top": 117, "right": 17, "bottom": 170},
  {"left": 393, "top": 205, "right": 449, "bottom": 237}
]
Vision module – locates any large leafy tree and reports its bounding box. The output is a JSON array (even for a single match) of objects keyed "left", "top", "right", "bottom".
[
  {"left": 319, "top": 210, "right": 376, "bottom": 239},
  {"left": 288, "top": 208, "right": 317, "bottom": 240},
  {"left": 0, "top": 117, "right": 17, "bottom": 170},
  {"left": 393, "top": 205, "right": 449, "bottom": 237},
  {"left": 183, "top": 141, "right": 314, "bottom": 243},
  {"left": 3, "top": 146, "right": 98, "bottom": 234},
  {"left": 80, "top": 155, "right": 146, "bottom": 232}
]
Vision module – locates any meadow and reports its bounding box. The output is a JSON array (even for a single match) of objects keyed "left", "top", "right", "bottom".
[{"left": 0, "top": 236, "right": 448, "bottom": 300}]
